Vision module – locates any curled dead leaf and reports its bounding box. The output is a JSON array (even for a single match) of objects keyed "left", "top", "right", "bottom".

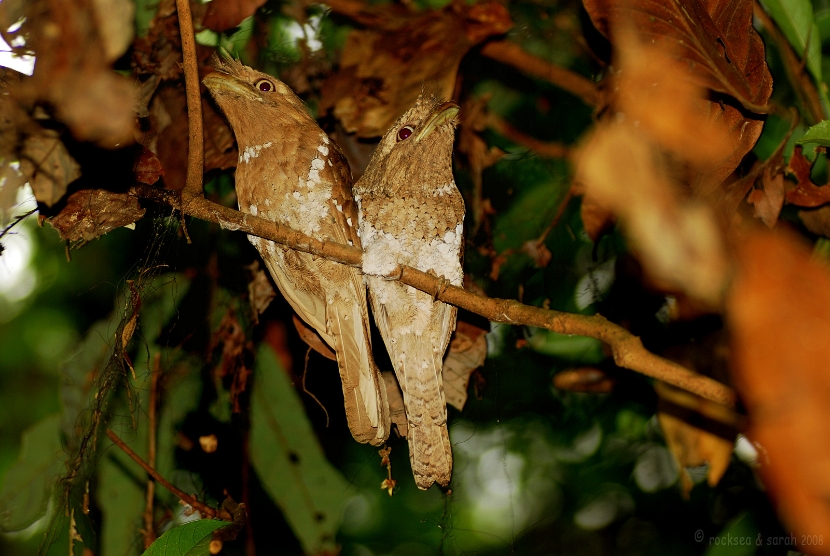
[
  {"left": 246, "top": 261, "right": 276, "bottom": 325},
  {"left": 655, "top": 382, "right": 737, "bottom": 498},
  {"left": 48, "top": 189, "right": 145, "bottom": 244},
  {"left": 443, "top": 321, "right": 488, "bottom": 411},
  {"left": 19, "top": 130, "right": 81, "bottom": 207},
  {"left": 575, "top": 122, "right": 728, "bottom": 307},
  {"left": 134, "top": 147, "right": 164, "bottom": 186},
  {"left": 91, "top": 0, "right": 135, "bottom": 63},
  {"left": 9, "top": 0, "right": 138, "bottom": 146},
  {"left": 746, "top": 164, "right": 785, "bottom": 228},
  {"left": 785, "top": 146, "right": 830, "bottom": 208},
  {"left": 321, "top": 1, "right": 511, "bottom": 137},
  {"left": 552, "top": 367, "right": 615, "bottom": 393},
  {"left": 584, "top": 0, "right": 771, "bottom": 214}
]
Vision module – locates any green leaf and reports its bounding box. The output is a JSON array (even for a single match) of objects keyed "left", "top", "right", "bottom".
[
  {"left": 0, "top": 414, "right": 63, "bottom": 532},
  {"left": 703, "top": 511, "right": 759, "bottom": 556},
  {"left": 761, "top": 0, "right": 822, "bottom": 82},
  {"left": 797, "top": 119, "right": 830, "bottom": 146},
  {"left": 249, "top": 344, "right": 352, "bottom": 554},
  {"left": 141, "top": 520, "right": 228, "bottom": 556}
]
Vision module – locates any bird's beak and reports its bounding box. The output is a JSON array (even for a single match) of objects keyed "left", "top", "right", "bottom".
[
  {"left": 203, "top": 72, "right": 260, "bottom": 101},
  {"left": 415, "top": 102, "right": 460, "bottom": 143}
]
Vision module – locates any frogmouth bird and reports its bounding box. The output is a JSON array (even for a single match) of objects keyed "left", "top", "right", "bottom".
[
  {"left": 354, "top": 94, "right": 464, "bottom": 489},
  {"left": 204, "top": 58, "right": 390, "bottom": 446}
]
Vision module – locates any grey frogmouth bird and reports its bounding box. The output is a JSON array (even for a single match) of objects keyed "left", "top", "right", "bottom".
[{"left": 354, "top": 93, "right": 464, "bottom": 489}]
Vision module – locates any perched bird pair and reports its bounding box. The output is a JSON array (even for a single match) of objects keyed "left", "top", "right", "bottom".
[{"left": 204, "top": 59, "right": 463, "bottom": 489}]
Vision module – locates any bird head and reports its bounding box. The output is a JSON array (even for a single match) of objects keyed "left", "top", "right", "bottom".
[
  {"left": 203, "top": 56, "right": 318, "bottom": 148},
  {"left": 359, "top": 93, "right": 459, "bottom": 197}
]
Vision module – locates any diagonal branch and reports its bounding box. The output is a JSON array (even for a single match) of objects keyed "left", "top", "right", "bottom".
[
  {"left": 130, "top": 183, "right": 737, "bottom": 409},
  {"left": 480, "top": 41, "right": 601, "bottom": 107},
  {"left": 107, "top": 428, "right": 232, "bottom": 521}
]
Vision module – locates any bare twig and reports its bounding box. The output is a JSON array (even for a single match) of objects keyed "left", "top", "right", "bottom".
[
  {"left": 106, "top": 428, "right": 232, "bottom": 521},
  {"left": 488, "top": 113, "right": 571, "bottom": 159},
  {"left": 129, "top": 184, "right": 737, "bottom": 408},
  {"left": 481, "top": 41, "right": 601, "bottom": 107},
  {"left": 175, "top": 0, "right": 205, "bottom": 203},
  {"left": 0, "top": 208, "right": 37, "bottom": 242},
  {"left": 142, "top": 353, "right": 161, "bottom": 549}
]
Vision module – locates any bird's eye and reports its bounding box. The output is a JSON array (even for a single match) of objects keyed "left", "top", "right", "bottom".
[
  {"left": 397, "top": 126, "right": 414, "bottom": 141},
  {"left": 255, "top": 79, "right": 274, "bottom": 92}
]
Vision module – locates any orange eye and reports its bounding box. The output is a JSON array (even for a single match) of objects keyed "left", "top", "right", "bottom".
[
  {"left": 255, "top": 79, "right": 274, "bottom": 92},
  {"left": 397, "top": 126, "right": 413, "bottom": 141}
]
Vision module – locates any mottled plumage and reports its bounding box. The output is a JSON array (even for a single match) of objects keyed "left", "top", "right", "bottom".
[
  {"left": 354, "top": 93, "right": 464, "bottom": 489},
  {"left": 204, "top": 58, "right": 390, "bottom": 446}
]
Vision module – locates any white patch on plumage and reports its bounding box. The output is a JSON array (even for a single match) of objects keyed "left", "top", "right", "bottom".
[
  {"left": 318, "top": 144, "right": 329, "bottom": 156},
  {"left": 434, "top": 183, "right": 456, "bottom": 196},
  {"left": 275, "top": 155, "right": 333, "bottom": 236},
  {"left": 239, "top": 141, "right": 273, "bottom": 164},
  {"left": 249, "top": 204, "right": 258, "bottom": 216}
]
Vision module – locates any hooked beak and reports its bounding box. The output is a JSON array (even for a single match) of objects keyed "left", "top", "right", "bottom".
[
  {"left": 415, "top": 102, "right": 460, "bottom": 143},
  {"left": 203, "top": 72, "right": 260, "bottom": 101}
]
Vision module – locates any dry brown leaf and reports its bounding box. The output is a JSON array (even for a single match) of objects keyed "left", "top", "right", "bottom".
[
  {"left": 292, "top": 314, "right": 336, "bottom": 362},
  {"left": 584, "top": 0, "right": 771, "bottom": 114},
  {"left": 521, "top": 239, "right": 553, "bottom": 269},
  {"left": 655, "top": 382, "right": 736, "bottom": 497},
  {"left": 584, "top": 0, "right": 771, "bottom": 208},
  {"left": 0, "top": 162, "right": 30, "bottom": 225},
  {"left": 746, "top": 164, "right": 785, "bottom": 228},
  {"left": 785, "top": 146, "right": 830, "bottom": 208},
  {"left": 443, "top": 321, "right": 488, "bottom": 411},
  {"left": 246, "top": 261, "right": 277, "bottom": 325},
  {"left": 7, "top": 0, "right": 137, "bottom": 147},
  {"left": 579, "top": 190, "right": 615, "bottom": 242},
  {"left": 134, "top": 147, "right": 164, "bottom": 186},
  {"left": 552, "top": 367, "right": 615, "bottom": 393},
  {"left": 575, "top": 122, "right": 728, "bottom": 307},
  {"left": 91, "top": 0, "right": 135, "bottom": 63},
  {"left": 382, "top": 371, "right": 407, "bottom": 437},
  {"left": 320, "top": 1, "right": 511, "bottom": 137},
  {"left": 48, "top": 189, "right": 145, "bottom": 243},
  {"left": 202, "top": 0, "right": 267, "bottom": 32},
  {"left": 19, "top": 130, "right": 82, "bottom": 207},
  {"left": 728, "top": 230, "right": 830, "bottom": 549}
]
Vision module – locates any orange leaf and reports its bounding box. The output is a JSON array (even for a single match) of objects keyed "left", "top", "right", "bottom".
[{"left": 728, "top": 230, "right": 830, "bottom": 549}]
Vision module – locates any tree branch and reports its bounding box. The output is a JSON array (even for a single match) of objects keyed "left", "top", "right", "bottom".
[
  {"left": 107, "top": 428, "right": 232, "bottom": 521},
  {"left": 480, "top": 41, "right": 601, "bottom": 107},
  {"left": 175, "top": 0, "right": 205, "bottom": 202},
  {"left": 130, "top": 184, "right": 737, "bottom": 409}
]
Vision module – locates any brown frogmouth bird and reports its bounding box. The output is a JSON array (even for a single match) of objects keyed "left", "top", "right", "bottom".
[
  {"left": 354, "top": 94, "right": 464, "bottom": 489},
  {"left": 204, "top": 58, "right": 390, "bottom": 446}
]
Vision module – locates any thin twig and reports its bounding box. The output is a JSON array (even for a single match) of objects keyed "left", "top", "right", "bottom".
[
  {"left": 175, "top": 0, "right": 205, "bottom": 204},
  {"left": 481, "top": 41, "right": 601, "bottom": 107},
  {"left": 106, "top": 428, "right": 232, "bottom": 521},
  {"left": 488, "top": 113, "right": 571, "bottom": 159},
  {"left": 142, "top": 353, "right": 161, "bottom": 549},
  {"left": 0, "top": 208, "right": 37, "bottom": 242},
  {"left": 301, "top": 347, "right": 330, "bottom": 427},
  {"left": 129, "top": 184, "right": 737, "bottom": 408}
]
